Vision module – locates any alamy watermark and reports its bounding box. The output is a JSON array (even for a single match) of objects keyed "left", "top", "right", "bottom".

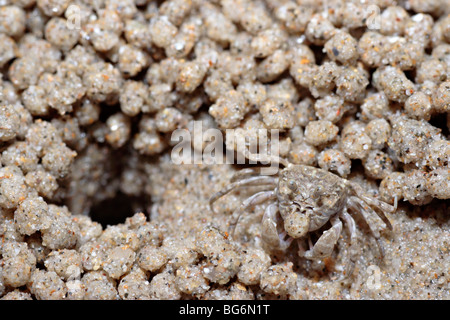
[
  {"left": 62, "top": 2, "right": 383, "bottom": 174},
  {"left": 170, "top": 121, "right": 281, "bottom": 175}
]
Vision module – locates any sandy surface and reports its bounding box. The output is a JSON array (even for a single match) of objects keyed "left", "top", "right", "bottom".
[{"left": 148, "top": 157, "right": 450, "bottom": 299}]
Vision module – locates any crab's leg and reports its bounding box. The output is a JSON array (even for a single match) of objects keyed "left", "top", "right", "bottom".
[
  {"left": 349, "top": 181, "right": 394, "bottom": 229},
  {"left": 348, "top": 196, "right": 386, "bottom": 258},
  {"left": 229, "top": 190, "right": 277, "bottom": 234},
  {"left": 304, "top": 215, "right": 343, "bottom": 260},
  {"left": 262, "top": 203, "right": 293, "bottom": 250},
  {"left": 340, "top": 209, "right": 357, "bottom": 279},
  {"left": 209, "top": 176, "right": 277, "bottom": 213},
  {"left": 230, "top": 167, "right": 269, "bottom": 182}
]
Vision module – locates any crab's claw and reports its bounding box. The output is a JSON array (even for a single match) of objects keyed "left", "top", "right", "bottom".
[{"left": 283, "top": 205, "right": 311, "bottom": 238}]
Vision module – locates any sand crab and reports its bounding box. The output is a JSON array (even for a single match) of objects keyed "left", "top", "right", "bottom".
[{"left": 210, "top": 155, "right": 395, "bottom": 278}]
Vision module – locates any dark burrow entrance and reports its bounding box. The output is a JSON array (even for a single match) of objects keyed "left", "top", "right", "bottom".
[
  {"left": 88, "top": 191, "right": 150, "bottom": 228},
  {"left": 82, "top": 104, "right": 152, "bottom": 228}
]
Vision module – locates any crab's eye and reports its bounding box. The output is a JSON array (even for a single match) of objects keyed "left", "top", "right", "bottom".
[{"left": 287, "top": 179, "right": 297, "bottom": 191}]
